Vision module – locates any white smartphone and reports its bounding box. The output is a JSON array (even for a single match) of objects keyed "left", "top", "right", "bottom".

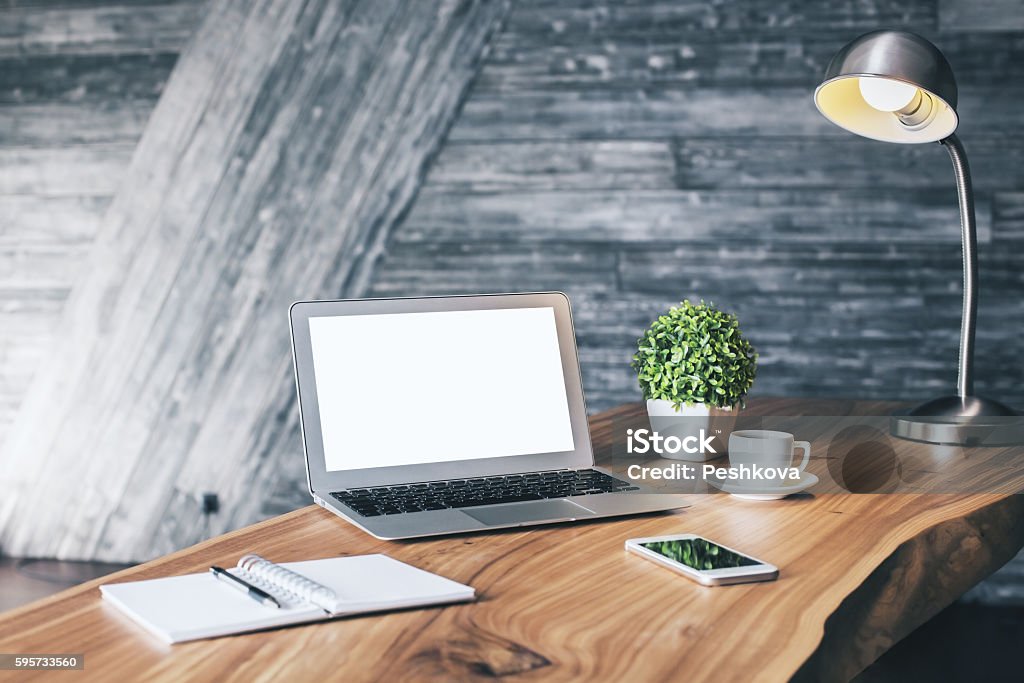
[{"left": 625, "top": 534, "right": 779, "bottom": 586}]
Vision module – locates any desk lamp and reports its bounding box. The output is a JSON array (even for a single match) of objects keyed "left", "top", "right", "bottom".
[{"left": 814, "top": 30, "right": 1019, "bottom": 445}]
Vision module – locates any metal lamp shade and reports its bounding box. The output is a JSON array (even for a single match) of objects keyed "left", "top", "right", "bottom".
[{"left": 814, "top": 31, "right": 959, "bottom": 143}]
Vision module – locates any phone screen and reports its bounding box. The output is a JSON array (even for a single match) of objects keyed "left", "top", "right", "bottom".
[{"left": 641, "top": 538, "right": 759, "bottom": 571}]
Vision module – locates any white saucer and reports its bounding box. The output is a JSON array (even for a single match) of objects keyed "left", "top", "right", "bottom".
[{"left": 706, "top": 471, "right": 819, "bottom": 501}]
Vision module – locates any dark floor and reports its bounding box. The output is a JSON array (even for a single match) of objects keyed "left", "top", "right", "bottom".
[
  {"left": 855, "top": 602, "right": 1024, "bottom": 682},
  {"left": 0, "top": 558, "right": 1021, "bottom": 680},
  {"left": 0, "top": 557, "right": 132, "bottom": 613}
]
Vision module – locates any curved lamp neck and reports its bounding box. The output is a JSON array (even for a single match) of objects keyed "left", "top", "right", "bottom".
[{"left": 939, "top": 133, "right": 977, "bottom": 399}]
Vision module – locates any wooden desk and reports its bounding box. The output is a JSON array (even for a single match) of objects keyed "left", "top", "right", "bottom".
[{"left": 2, "top": 399, "right": 1023, "bottom": 682}]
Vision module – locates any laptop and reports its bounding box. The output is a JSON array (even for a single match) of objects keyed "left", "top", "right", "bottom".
[{"left": 289, "top": 292, "right": 688, "bottom": 539}]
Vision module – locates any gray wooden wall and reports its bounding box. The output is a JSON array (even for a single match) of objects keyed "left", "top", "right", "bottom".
[
  {"left": 0, "top": 0, "right": 205, "bottom": 438},
  {"left": 1, "top": 0, "right": 1023, "bottom": 597},
  {"left": 0, "top": 0, "right": 510, "bottom": 562},
  {"left": 370, "top": 0, "right": 1024, "bottom": 414}
]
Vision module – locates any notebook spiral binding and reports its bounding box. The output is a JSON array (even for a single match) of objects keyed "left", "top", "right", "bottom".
[{"left": 238, "top": 554, "right": 338, "bottom": 611}]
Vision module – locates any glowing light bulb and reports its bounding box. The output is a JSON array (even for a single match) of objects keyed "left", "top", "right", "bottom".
[{"left": 858, "top": 77, "right": 920, "bottom": 112}]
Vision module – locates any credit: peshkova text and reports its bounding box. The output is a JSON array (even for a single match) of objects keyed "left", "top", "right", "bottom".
[{"left": 626, "top": 463, "right": 802, "bottom": 482}]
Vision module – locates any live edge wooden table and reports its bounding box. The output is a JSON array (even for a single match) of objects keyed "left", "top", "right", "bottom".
[{"left": 2, "top": 399, "right": 1023, "bottom": 683}]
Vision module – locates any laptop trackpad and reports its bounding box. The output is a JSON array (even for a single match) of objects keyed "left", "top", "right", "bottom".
[{"left": 463, "top": 499, "right": 595, "bottom": 526}]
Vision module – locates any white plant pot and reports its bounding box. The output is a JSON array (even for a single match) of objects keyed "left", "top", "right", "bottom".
[{"left": 645, "top": 399, "right": 737, "bottom": 462}]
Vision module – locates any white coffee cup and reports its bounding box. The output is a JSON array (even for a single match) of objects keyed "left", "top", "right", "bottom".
[{"left": 728, "top": 430, "right": 811, "bottom": 472}]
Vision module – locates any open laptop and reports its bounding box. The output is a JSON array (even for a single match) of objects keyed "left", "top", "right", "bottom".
[{"left": 289, "top": 292, "right": 688, "bottom": 539}]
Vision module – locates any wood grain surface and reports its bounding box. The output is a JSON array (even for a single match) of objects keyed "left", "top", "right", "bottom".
[{"left": 1, "top": 398, "right": 1022, "bottom": 682}]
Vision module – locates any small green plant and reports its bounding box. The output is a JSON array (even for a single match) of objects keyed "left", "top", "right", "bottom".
[{"left": 632, "top": 300, "right": 757, "bottom": 410}]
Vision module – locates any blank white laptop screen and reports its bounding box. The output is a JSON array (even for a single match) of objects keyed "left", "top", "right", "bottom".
[{"left": 307, "top": 307, "right": 575, "bottom": 472}]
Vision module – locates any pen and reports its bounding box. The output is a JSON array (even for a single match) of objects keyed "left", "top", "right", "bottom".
[{"left": 210, "top": 566, "right": 282, "bottom": 609}]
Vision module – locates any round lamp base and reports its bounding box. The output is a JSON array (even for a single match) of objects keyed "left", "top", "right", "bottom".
[{"left": 890, "top": 395, "right": 1023, "bottom": 446}]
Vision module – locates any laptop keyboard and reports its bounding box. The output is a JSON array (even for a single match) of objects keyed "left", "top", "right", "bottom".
[{"left": 330, "top": 469, "right": 638, "bottom": 517}]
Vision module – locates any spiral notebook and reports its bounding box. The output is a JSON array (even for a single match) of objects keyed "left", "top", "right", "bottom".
[{"left": 100, "top": 554, "right": 475, "bottom": 644}]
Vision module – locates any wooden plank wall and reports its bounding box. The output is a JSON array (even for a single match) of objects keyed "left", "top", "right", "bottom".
[
  {"left": 0, "top": 0, "right": 510, "bottom": 562},
  {"left": 369, "top": 0, "right": 1024, "bottom": 415},
  {"left": 0, "top": 0, "right": 205, "bottom": 444}
]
